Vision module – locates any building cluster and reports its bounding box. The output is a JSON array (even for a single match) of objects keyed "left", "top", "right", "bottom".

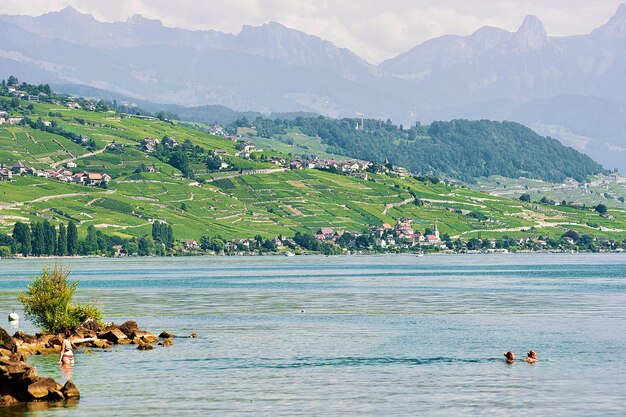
[
  {"left": 0, "top": 110, "right": 25, "bottom": 125},
  {"left": 4, "top": 84, "right": 104, "bottom": 112},
  {"left": 0, "top": 160, "right": 110, "bottom": 186},
  {"left": 314, "top": 220, "right": 444, "bottom": 249},
  {"left": 235, "top": 141, "right": 262, "bottom": 159},
  {"left": 140, "top": 137, "right": 179, "bottom": 152},
  {"left": 223, "top": 236, "right": 298, "bottom": 252}
]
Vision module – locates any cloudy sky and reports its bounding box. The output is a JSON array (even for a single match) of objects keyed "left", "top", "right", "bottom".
[{"left": 0, "top": 1, "right": 623, "bottom": 63}]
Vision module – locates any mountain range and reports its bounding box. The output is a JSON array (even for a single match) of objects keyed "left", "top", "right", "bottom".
[{"left": 0, "top": 5, "right": 625, "bottom": 172}]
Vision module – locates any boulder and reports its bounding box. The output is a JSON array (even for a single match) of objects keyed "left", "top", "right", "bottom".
[
  {"left": 130, "top": 330, "right": 158, "bottom": 344},
  {"left": 18, "top": 366, "right": 38, "bottom": 386},
  {"left": 159, "top": 331, "right": 175, "bottom": 339},
  {"left": 46, "top": 390, "right": 65, "bottom": 401},
  {"left": 26, "top": 378, "right": 62, "bottom": 399},
  {"left": 33, "top": 347, "right": 58, "bottom": 356},
  {"left": 13, "top": 330, "right": 36, "bottom": 344},
  {"left": 74, "top": 327, "right": 97, "bottom": 339},
  {"left": 98, "top": 328, "right": 127, "bottom": 344},
  {"left": 92, "top": 339, "right": 113, "bottom": 349},
  {"left": 118, "top": 320, "right": 139, "bottom": 337},
  {"left": 189, "top": 332, "right": 197, "bottom": 338},
  {"left": 0, "top": 395, "right": 18, "bottom": 407},
  {"left": 0, "top": 327, "right": 16, "bottom": 353},
  {"left": 61, "top": 381, "right": 80, "bottom": 399},
  {"left": 136, "top": 341, "right": 154, "bottom": 351},
  {"left": 39, "top": 334, "right": 59, "bottom": 348},
  {"left": 79, "top": 318, "right": 102, "bottom": 333},
  {"left": 158, "top": 338, "right": 174, "bottom": 347}
]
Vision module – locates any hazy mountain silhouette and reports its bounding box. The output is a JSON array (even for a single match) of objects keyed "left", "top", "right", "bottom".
[{"left": 1, "top": 5, "right": 626, "bottom": 171}]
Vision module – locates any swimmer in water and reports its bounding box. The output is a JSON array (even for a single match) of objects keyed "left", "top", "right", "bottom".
[
  {"left": 525, "top": 350, "right": 537, "bottom": 363},
  {"left": 504, "top": 351, "right": 515, "bottom": 363}
]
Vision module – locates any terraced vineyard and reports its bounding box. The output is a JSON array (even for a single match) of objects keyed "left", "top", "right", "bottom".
[{"left": 0, "top": 98, "right": 625, "bottom": 243}]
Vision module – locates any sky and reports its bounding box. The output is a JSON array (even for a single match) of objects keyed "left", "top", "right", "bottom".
[{"left": 0, "top": 1, "right": 623, "bottom": 63}]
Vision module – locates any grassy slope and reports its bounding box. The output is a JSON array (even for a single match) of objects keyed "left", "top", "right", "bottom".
[{"left": 0, "top": 101, "right": 624, "bottom": 242}]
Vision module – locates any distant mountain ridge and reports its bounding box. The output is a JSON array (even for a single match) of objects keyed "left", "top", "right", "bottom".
[{"left": 1, "top": 5, "right": 626, "bottom": 171}]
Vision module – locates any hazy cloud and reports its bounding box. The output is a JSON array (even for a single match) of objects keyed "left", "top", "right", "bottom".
[{"left": 0, "top": 0, "right": 623, "bottom": 63}]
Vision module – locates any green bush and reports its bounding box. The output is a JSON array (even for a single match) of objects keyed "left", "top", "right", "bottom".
[
  {"left": 68, "top": 303, "right": 103, "bottom": 324},
  {"left": 18, "top": 265, "right": 102, "bottom": 333}
]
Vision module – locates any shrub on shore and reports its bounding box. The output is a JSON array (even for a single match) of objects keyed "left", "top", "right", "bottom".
[{"left": 18, "top": 265, "right": 102, "bottom": 333}]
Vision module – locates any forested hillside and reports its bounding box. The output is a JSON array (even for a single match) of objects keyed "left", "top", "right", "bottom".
[{"left": 234, "top": 117, "right": 605, "bottom": 183}]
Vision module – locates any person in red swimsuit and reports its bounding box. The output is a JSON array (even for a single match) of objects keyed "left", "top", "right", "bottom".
[{"left": 57, "top": 330, "right": 74, "bottom": 365}]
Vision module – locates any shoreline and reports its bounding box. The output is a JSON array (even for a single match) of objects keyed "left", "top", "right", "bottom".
[{"left": 1, "top": 249, "right": 625, "bottom": 261}]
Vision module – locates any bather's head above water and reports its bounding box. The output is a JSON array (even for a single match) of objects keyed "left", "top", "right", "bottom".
[{"left": 504, "top": 351, "right": 515, "bottom": 363}]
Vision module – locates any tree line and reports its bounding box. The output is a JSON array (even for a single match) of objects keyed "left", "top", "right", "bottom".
[{"left": 0, "top": 220, "right": 176, "bottom": 258}]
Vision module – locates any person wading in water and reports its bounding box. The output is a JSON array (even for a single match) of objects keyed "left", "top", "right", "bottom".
[{"left": 57, "top": 330, "right": 74, "bottom": 365}]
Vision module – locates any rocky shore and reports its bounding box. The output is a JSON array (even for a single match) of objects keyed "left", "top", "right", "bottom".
[{"left": 1, "top": 320, "right": 175, "bottom": 408}]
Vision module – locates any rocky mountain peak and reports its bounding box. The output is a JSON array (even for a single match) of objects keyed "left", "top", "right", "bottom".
[
  {"left": 42, "top": 6, "right": 94, "bottom": 23},
  {"left": 126, "top": 14, "right": 163, "bottom": 27},
  {"left": 55, "top": 6, "right": 83, "bottom": 17},
  {"left": 509, "top": 15, "right": 549, "bottom": 51}
]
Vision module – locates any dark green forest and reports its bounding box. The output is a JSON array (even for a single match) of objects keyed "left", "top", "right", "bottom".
[{"left": 233, "top": 117, "right": 605, "bottom": 183}]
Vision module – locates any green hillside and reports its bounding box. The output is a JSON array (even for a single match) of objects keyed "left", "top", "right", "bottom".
[
  {"left": 0, "top": 81, "right": 624, "bottom": 254},
  {"left": 230, "top": 117, "right": 606, "bottom": 183}
]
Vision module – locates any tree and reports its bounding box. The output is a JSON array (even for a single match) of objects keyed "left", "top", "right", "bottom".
[
  {"left": 57, "top": 223, "right": 67, "bottom": 256},
  {"left": 138, "top": 237, "right": 154, "bottom": 256},
  {"left": 12, "top": 221, "right": 31, "bottom": 256},
  {"left": 43, "top": 220, "right": 56, "bottom": 255},
  {"left": 206, "top": 153, "right": 222, "bottom": 171},
  {"left": 31, "top": 222, "right": 45, "bottom": 256},
  {"left": 209, "top": 238, "right": 225, "bottom": 253},
  {"left": 262, "top": 239, "right": 276, "bottom": 251},
  {"left": 294, "top": 233, "right": 319, "bottom": 251},
  {"left": 152, "top": 221, "right": 174, "bottom": 248},
  {"left": 123, "top": 241, "right": 138, "bottom": 255},
  {"left": 519, "top": 194, "right": 531, "bottom": 202},
  {"left": 67, "top": 221, "right": 79, "bottom": 256},
  {"left": 467, "top": 238, "right": 481, "bottom": 250},
  {"left": 84, "top": 225, "right": 98, "bottom": 254},
  {"left": 355, "top": 235, "right": 371, "bottom": 249},
  {"left": 18, "top": 265, "right": 102, "bottom": 333},
  {"left": 595, "top": 204, "right": 608, "bottom": 215},
  {"left": 95, "top": 99, "right": 109, "bottom": 112},
  {"left": 169, "top": 150, "right": 191, "bottom": 177},
  {"left": 0, "top": 234, "right": 16, "bottom": 255},
  {"left": 561, "top": 230, "right": 580, "bottom": 242}
]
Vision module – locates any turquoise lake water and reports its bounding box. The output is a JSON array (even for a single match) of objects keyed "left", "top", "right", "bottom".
[{"left": 0, "top": 254, "right": 625, "bottom": 416}]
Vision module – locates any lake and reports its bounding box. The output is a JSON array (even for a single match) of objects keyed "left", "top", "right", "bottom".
[{"left": 1, "top": 254, "right": 625, "bottom": 416}]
